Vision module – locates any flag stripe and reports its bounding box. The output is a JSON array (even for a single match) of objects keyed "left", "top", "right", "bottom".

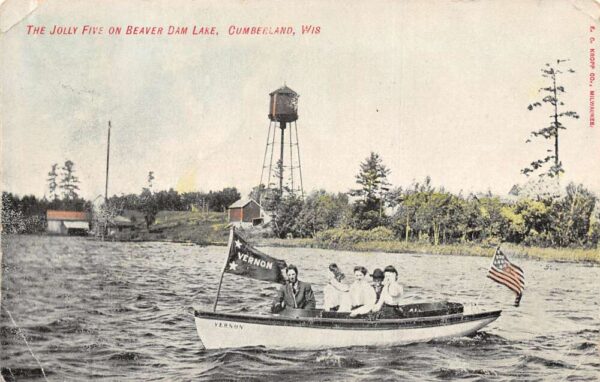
[
  {"left": 488, "top": 269, "right": 524, "bottom": 293},
  {"left": 491, "top": 265, "right": 525, "bottom": 287},
  {"left": 490, "top": 272, "right": 523, "bottom": 292},
  {"left": 490, "top": 267, "right": 524, "bottom": 290},
  {"left": 487, "top": 274, "right": 521, "bottom": 295},
  {"left": 491, "top": 263, "right": 525, "bottom": 283},
  {"left": 487, "top": 249, "right": 525, "bottom": 300},
  {"left": 511, "top": 273, "right": 525, "bottom": 287},
  {"left": 508, "top": 264, "right": 525, "bottom": 279}
]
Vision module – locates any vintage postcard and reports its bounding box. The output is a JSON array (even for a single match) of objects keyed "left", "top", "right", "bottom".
[{"left": 1, "top": 0, "right": 599, "bottom": 380}]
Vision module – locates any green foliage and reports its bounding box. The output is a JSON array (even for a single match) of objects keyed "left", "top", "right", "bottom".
[
  {"left": 272, "top": 194, "right": 304, "bottom": 238},
  {"left": 107, "top": 186, "right": 241, "bottom": 226},
  {"left": 349, "top": 152, "right": 392, "bottom": 229},
  {"left": 315, "top": 227, "right": 395, "bottom": 248},
  {"left": 476, "top": 196, "right": 507, "bottom": 242},
  {"left": 1, "top": 191, "right": 90, "bottom": 233},
  {"left": 350, "top": 203, "right": 385, "bottom": 230},
  {"left": 500, "top": 205, "right": 526, "bottom": 242},
  {"left": 549, "top": 183, "right": 597, "bottom": 247},
  {"left": 387, "top": 178, "right": 598, "bottom": 249},
  {"left": 391, "top": 178, "right": 479, "bottom": 245},
  {"left": 205, "top": 187, "right": 241, "bottom": 212},
  {"left": 293, "top": 190, "right": 349, "bottom": 237},
  {"left": 2, "top": 192, "right": 27, "bottom": 233},
  {"left": 350, "top": 152, "right": 391, "bottom": 201},
  {"left": 145, "top": 210, "right": 229, "bottom": 244}
]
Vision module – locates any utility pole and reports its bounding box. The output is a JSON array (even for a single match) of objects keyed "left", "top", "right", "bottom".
[{"left": 105, "top": 120, "right": 111, "bottom": 203}]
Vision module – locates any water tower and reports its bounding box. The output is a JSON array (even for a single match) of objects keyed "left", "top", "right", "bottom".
[{"left": 259, "top": 84, "right": 304, "bottom": 199}]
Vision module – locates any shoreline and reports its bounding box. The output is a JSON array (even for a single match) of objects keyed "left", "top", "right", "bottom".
[
  {"left": 3, "top": 233, "right": 598, "bottom": 264},
  {"left": 254, "top": 238, "right": 600, "bottom": 264}
]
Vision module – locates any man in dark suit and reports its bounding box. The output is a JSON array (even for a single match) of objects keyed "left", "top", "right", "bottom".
[{"left": 272, "top": 264, "right": 316, "bottom": 313}]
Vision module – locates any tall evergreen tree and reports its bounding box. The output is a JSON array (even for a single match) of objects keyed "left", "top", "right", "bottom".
[
  {"left": 147, "top": 171, "right": 155, "bottom": 192},
  {"left": 351, "top": 152, "right": 391, "bottom": 201},
  {"left": 59, "top": 160, "right": 80, "bottom": 200},
  {"left": 47, "top": 163, "right": 59, "bottom": 200},
  {"left": 522, "top": 59, "right": 580, "bottom": 179},
  {"left": 350, "top": 152, "right": 391, "bottom": 229}
]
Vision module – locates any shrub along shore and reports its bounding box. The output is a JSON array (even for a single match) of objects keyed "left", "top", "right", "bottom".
[
  {"left": 116, "top": 215, "right": 600, "bottom": 264},
  {"left": 255, "top": 228, "right": 600, "bottom": 264}
]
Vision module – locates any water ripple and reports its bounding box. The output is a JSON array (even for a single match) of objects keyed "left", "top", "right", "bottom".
[{"left": 2, "top": 235, "right": 599, "bottom": 381}]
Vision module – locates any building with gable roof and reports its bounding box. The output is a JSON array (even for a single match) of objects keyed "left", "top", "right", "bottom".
[
  {"left": 228, "top": 198, "right": 269, "bottom": 227},
  {"left": 46, "top": 210, "right": 90, "bottom": 235}
]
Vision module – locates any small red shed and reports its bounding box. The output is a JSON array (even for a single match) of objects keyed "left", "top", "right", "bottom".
[{"left": 228, "top": 199, "right": 262, "bottom": 225}]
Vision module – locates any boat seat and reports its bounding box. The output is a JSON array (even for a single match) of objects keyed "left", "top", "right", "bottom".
[
  {"left": 321, "top": 301, "right": 464, "bottom": 319},
  {"left": 278, "top": 302, "right": 463, "bottom": 320},
  {"left": 279, "top": 308, "right": 323, "bottom": 318}
]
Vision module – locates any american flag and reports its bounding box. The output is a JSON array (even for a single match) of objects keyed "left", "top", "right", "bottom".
[{"left": 487, "top": 248, "right": 525, "bottom": 306}]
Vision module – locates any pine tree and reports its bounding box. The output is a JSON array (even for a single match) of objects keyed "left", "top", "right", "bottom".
[
  {"left": 350, "top": 152, "right": 392, "bottom": 229},
  {"left": 350, "top": 152, "right": 391, "bottom": 205},
  {"left": 147, "top": 171, "right": 155, "bottom": 192},
  {"left": 522, "top": 59, "right": 580, "bottom": 179},
  {"left": 47, "top": 163, "right": 59, "bottom": 200},
  {"left": 59, "top": 160, "right": 80, "bottom": 200}
]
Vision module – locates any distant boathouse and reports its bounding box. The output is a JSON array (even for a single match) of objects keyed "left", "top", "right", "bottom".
[{"left": 46, "top": 210, "right": 90, "bottom": 235}]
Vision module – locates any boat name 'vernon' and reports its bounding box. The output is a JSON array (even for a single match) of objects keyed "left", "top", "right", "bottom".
[
  {"left": 214, "top": 321, "right": 244, "bottom": 330},
  {"left": 238, "top": 252, "right": 273, "bottom": 270}
]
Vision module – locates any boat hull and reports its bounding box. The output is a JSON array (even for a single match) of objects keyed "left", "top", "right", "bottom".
[{"left": 194, "top": 309, "right": 501, "bottom": 350}]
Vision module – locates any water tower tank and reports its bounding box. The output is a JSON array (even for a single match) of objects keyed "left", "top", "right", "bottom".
[{"left": 268, "top": 85, "right": 299, "bottom": 122}]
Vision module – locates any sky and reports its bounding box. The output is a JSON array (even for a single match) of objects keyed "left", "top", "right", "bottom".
[{"left": 2, "top": 0, "right": 599, "bottom": 200}]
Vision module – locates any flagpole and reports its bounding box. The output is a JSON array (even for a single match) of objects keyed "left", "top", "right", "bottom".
[
  {"left": 213, "top": 226, "right": 235, "bottom": 312},
  {"left": 474, "top": 246, "right": 500, "bottom": 307}
]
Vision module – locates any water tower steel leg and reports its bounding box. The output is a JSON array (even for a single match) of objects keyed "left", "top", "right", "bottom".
[
  {"left": 294, "top": 121, "right": 304, "bottom": 198},
  {"left": 289, "top": 120, "right": 295, "bottom": 195},
  {"left": 279, "top": 122, "right": 285, "bottom": 193},
  {"left": 260, "top": 121, "right": 273, "bottom": 189},
  {"left": 267, "top": 121, "right": 277, "bottom": 189}
]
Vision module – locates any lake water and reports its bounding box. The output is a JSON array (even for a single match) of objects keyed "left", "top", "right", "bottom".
[{"left": 1, "top": 235, "right": 599, "bottom": 381}]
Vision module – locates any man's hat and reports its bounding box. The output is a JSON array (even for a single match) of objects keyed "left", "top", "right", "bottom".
[
  {"left": 384, "top": 265, "right": 398, "bottom": 275},
  {"left": 371, "top": 268, "right": 384, "bottom": 280}
]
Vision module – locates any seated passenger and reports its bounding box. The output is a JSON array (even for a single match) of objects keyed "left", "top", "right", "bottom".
[
  {"left": 323, "top": 263, "right": 351, "bottom": 312},
  {"left": 371, "top": 268, "right": 385, "bottom": 303},
  {"left": 372, "top": 265, "right": 404, "bottom": 315},
  {"left": 349, "top": 266, "right": 377, "bottom": 317},
  {"left": 272, "top": 265, "right": 316, "bottom": 313}
]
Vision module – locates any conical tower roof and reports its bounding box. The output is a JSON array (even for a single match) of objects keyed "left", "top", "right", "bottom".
[{"left": 269, "top": 84, "right": 298, "bottom": 96}]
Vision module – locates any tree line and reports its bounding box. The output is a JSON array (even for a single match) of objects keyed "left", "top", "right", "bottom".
[
  {"left": 3, "top": 152, "right": 598, "bottom": 249},
  {"left": 1, "top": 161, "right": 241, "bottom": 233},
  {"left": 270, "top": 152, "right": 599, "bottom": 249},
  {"left": 107, "top": 186, "right": 240, "bottom": 226}
]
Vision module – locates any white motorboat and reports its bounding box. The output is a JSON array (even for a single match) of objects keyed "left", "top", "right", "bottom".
[{"left": 195, "top": 302, "right": 501, "bottom": 350}]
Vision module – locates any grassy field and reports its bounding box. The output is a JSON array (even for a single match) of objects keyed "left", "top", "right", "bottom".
[{"left": 138, "top": 210, "right": 230, "bottom": 245}]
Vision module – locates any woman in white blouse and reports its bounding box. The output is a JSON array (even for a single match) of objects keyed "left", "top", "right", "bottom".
[
  {"left": 323, "top": 263, "right": 352, "bottom": 312},
  {"left": 349, "top": 266, "right": 377, "bottom": 317}
]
